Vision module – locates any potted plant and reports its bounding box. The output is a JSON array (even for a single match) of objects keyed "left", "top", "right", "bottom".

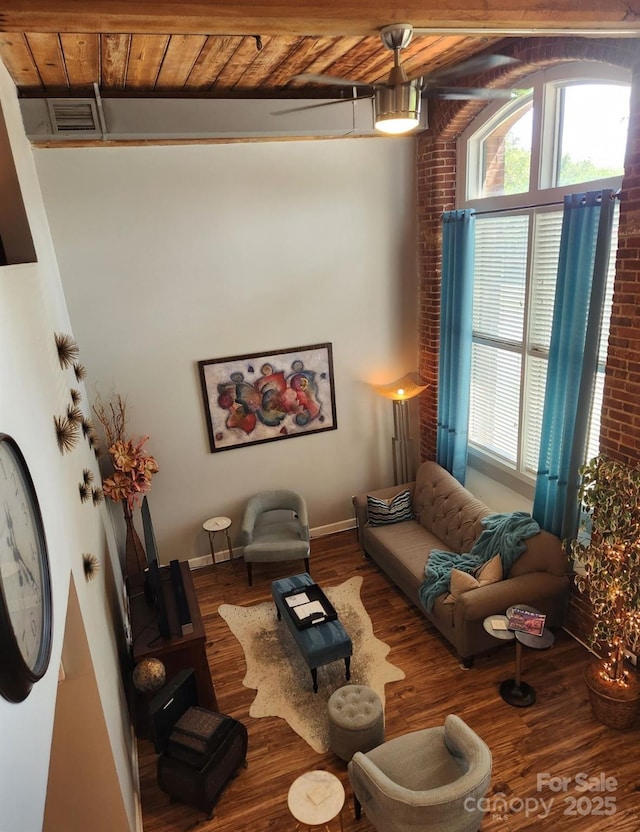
[
  {"left": 93, "top": 392, "right": 159, "bottom": 591},
  {"left": 570, "top": 454, "right": 640, "bottom": 729}
]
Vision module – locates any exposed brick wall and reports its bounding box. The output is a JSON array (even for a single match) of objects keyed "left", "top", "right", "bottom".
[
  {"left": 601, "top": 60, "right": 640, "bottom": 465},
  {"left": 564, "top": 587, "right": 599, "bottom": 651},
  {"left": 416, "top": 135, "right": 455, "bottom": 459},
  {"left": 416, "top": 37, "right": 640, "bottom": 467},
  {"left": 416, "top": 38, "right": 640, "bottom": 647}
]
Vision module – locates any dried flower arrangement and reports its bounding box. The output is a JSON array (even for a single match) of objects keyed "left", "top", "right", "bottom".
[
  {"left": 93, "top": 392, "right": 159, "bottom": 510},
  {"left": 93, "top": 391, "right": 159, "bottom": 588}
]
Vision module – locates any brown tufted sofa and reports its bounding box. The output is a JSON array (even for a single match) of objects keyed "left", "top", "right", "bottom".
[{"left": 352, "top": 461, "right": 570, "bottom": 666}]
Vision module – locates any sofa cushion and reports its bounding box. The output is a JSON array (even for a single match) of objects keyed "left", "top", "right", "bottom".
[
  {"left": 442, "top": 554, "right": 503, "bottom": 604},
  {"left": 360, "top": 520, "right": 442, "bottom": 606},
  {"left": 475, "top": 553, "right": 503, "bottom": 583},
  {"left": 367, "top": 489, "right": 414, "bottom": 526}
]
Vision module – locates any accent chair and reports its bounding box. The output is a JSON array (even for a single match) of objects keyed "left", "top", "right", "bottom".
[
  {"left": 347, "top": 714, "right": 492, "bottom": 832},
  {"left": 239, "top": 489, "right": 310, "bottom": 586}
]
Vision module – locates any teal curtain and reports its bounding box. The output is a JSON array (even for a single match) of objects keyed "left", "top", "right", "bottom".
[
  {"left": 533, "top": 190, "right": 615, "bottom": 540},
  {"left": 437, "top": 209, "right": 475, "bottom": 484}
]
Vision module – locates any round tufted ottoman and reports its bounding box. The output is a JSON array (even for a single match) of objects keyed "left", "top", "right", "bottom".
[{"left": 327, "top": 684, "right": 384, "bottom": 761}]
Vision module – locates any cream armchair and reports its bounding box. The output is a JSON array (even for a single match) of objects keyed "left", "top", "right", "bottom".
[
  {"left": 239, "top": 489, "right": 310, "bottom": 586},
  {"left": 348, "top": 714, "right": 492, "bottom": 832}
]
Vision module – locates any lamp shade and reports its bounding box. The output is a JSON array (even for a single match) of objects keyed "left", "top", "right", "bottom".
[
  {"left": 373, "top": 372, "right": 428, "bottom": 401},
  {"left": 374, "top": 82, "right": 421, "bottom": 135}
]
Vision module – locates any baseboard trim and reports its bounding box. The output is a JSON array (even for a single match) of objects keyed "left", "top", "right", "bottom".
[
  {"left": 310, "top": 518, "right": 356, "bottom": 538},
  {"left": 562, "top": 626, "right": 598, "bottom": 657},
  {"left": 187, "top": 518, "right": 356, "bottom": 570}
]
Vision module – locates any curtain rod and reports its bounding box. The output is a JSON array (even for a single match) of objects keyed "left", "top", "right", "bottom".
[{"left": 471, "top": 188, "right": 621, "bottom": 218}]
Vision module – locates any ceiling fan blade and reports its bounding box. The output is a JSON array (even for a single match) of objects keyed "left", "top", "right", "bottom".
[
  {"left": 290, "top": 72, "right": 373, "bottom": 89},
  {"left": 272, "top": 96, "right": 368, "bottom": 116},
  {"left": 425, "top": 86, "right": 517, "bottom": 101},
  {"left": 426, "top": 54, "right": 519, "bottom": 84}
]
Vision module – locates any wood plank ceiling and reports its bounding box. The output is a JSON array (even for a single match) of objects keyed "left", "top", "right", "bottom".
[
  {"left": 0, "top": 1, "right": 637, "bottom": 101},
  {"left": 0, "top": 30, "right": 508, "bottom": 98}
]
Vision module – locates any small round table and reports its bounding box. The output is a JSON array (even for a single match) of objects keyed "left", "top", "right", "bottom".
[
  {"left": 202, "top": 516, "right": 234, "bottom": 567},
  {"left": 483, "top": 614, "right": 515, "bottom": 642},
  {"left": 287, "top": 770, "right": 345, "bottom": 832},
  {"left": 497, "top": 606, "right": 554, "bottom": 708}
]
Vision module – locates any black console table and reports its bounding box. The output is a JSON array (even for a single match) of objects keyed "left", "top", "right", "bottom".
[{"left": 130, "top": 561, "right": 217, "bottom": 712}]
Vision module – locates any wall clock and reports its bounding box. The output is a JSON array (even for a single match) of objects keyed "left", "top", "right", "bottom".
[{"left": 0, "top": 434, "right": 53, "bottom": 702}]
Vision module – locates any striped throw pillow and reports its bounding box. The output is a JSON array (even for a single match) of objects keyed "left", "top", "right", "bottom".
[{"left": 367, "top": 489, "right": 414, "bottom": 526}]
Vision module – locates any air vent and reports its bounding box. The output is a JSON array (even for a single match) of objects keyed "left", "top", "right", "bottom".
[
  {"left": 20, "top": 96, "right": 379, "bottom": 142},
  {"left": 46, "top": 99, "right": 101, "bottom": 134}
]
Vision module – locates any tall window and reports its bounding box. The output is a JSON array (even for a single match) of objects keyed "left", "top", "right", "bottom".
[{"left": 458, "top": 64, "right": 630, "bottom": 492}]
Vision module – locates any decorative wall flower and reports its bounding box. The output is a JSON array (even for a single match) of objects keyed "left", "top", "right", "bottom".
[
  {"left": 66, "top": 403, "right": 83, "bottom": 424},
  {"left": 54, "top": 414, "right": 79, "bottom": 454},
  {"left": 82, "top": 553, "right": 100, "bottom": 581},
  {"left": 54, "top": 332, "right": 79, "bottom": 369}
]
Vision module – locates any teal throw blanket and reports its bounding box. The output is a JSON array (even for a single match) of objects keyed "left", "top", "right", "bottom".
[{"left": 418, "top": 511, "right": 540, "bottom": 612}]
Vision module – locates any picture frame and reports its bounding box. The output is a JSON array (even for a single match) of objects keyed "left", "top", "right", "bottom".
[{"left": 198, "top": 342, "right": 337, "bottom": 453}]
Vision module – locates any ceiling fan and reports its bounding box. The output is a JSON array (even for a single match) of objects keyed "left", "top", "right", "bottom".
[{"left": 276, "top": 23, "right": 518, "bottom": 134}]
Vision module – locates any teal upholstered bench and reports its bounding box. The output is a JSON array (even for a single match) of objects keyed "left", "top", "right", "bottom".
[{"left": 271, "top": 573, "right": 353, "bottom": 693}]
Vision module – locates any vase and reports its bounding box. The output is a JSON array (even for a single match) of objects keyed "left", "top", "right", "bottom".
[
  {"left": 584, "top": 662, "right": 640, "bottom": 730},
  {"left": 123, "top": 504, "right": 147, "bottom": 593}
]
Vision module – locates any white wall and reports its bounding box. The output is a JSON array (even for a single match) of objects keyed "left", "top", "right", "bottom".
[
  {"left": 0, "top": 61, "right": 138, "bottom": 832},
  {"left": 34, "top": 137, "right": 418, "bottom": 563}
]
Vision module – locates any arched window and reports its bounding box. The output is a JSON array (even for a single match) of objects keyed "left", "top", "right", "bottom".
[{"left": 457, "top": 64, "right": 630, "bottom": 492}]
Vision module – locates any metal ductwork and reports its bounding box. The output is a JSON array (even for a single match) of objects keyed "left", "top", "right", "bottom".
[{"left": 20, "top": 95, "right": 381, "bottom": 142}]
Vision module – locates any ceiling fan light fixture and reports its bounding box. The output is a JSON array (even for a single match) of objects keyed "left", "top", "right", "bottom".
[
  {"left": 375, "top": 115, "right": 420, "bottom": 135},
  {"left": 374, "top": 83, "right": 421, "bottom": 135}
]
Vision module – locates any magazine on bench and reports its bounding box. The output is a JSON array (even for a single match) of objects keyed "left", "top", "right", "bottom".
[{"left": 282, "top": 583, "right": 338, "bottom": 629}]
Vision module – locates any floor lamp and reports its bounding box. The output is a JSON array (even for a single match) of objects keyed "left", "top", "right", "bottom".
[{"left": 373, "top": 373, "right": 428, "bottom": 485}]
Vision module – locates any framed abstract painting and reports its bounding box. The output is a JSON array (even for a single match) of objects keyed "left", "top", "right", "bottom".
[{"left": 198, "top": 343, "right": 337, "bottom": 453}]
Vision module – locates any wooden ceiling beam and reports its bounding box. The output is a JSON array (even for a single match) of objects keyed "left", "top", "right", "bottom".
[{"left": 1, "top": 1, "right": 639, "bottom": 37}]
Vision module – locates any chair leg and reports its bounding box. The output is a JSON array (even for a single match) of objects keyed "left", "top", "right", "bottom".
[
  {"left": 246, "top": 562, "right": 252, "bottom": 586},
  {"left": 304, "top": 557, "right": 310, "bottom": 574},
  {"left": 354, "top": 794, "right": 362, "bottom": 820}
]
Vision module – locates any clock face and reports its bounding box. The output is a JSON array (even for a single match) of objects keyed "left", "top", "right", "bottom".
[{"left": 0, "top": 434, "right": 53, "bottom": 702}]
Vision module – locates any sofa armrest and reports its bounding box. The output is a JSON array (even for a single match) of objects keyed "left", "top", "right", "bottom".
[
  {"left": 452, "top": 572, "right": 570, "bottom": 624},
  {"left": 352, "top": 482, "right": 416, "bottom": 541}
]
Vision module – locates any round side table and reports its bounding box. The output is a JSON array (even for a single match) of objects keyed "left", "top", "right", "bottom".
[
  {"left": 483, "top": 615, "right": 516, "bottom": 642},
  {"left": 499, "top": 607, "right": 555, "bottom": 708},
  {"left": 287, "top": 770, "right": 345, "bottom": 832},
  {"left": 203, "top": 516, "right": 235, "bottom": 568}
]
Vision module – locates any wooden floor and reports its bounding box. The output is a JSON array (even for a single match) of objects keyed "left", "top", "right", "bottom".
[{"left": 137, "top": 530, "right": 640, "bottom": 831}]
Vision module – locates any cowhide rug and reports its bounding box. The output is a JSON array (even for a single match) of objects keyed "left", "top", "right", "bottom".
[{"left": 218, "top": 576, "right": 405, "bottom": 752}]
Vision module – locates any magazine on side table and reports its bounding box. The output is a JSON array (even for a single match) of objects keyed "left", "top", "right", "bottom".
[{"left": 507, "top": 607, "right": 546, "bottom": 637}]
